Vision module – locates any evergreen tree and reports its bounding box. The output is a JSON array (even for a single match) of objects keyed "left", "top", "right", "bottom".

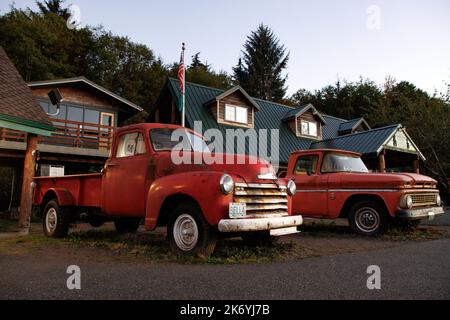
[
  {"left": 35, "top": 0, "right": 69, "bottom": 19},
  {"left": 233, "top": 24, "right": 289, "bottom": 102}
]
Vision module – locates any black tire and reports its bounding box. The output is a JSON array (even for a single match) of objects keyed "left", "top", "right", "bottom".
[
  {"left": 167, "top": 202, "right": 217, "bottom": 258},
  {"left": 88, "top": 216, "right": 105, "bottom": 228},
  {"left": 42, "top": 200, "right": 71, "bottom": 238},
  {"left": 242, "top": 233, "right": 278, "bottom": 247},
  {"left": 349, "top": 200, "right": 389, "bottom": 236},
  {"left": 114, "top": 218, "right": 141, "bottom": 234}
]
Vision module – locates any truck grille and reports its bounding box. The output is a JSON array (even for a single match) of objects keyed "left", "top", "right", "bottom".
[
  {"left": 234, "top": 183, "right": 289, "bottom": 218},
  {"left": 410, "top": 193, "right": 437, "bottom": 207}
]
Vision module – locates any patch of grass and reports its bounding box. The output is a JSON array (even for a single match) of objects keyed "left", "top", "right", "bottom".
[
  {"left": 0, "top": 218, "right": 18, "bottom": 233},
  {"left": 1, "top": 229, "right": 303, "bottom": 264},
  {"left": 383, "top": 227, "right": 450, "bottom": 241}
]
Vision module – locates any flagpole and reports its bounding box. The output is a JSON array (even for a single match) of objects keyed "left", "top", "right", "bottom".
[{"left": 181, "top": 42, "right": 186, "bottom": 127}]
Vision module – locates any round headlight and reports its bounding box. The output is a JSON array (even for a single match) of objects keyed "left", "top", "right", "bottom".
[
  {"left": 220, "top": 174, "right": 234, "bottom": 194},
  {"left": 436, "top": 194, "right": 442, "bottom": 206},
  {"left": 405, "top": 195, "right": 413, "bottom": 209},
  {"left": 287, "top": 180, "right": 297, "bottom": 196}
]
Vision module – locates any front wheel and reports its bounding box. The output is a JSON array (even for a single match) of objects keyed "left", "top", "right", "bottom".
[
  {"left": 42, "top": 200, "right": 71, "bottom": 238},
  {"left": 349, "top": 201, "right": 389, "bottom": 236},
  {"left": 167, "top": 203, "right": 217, "bottom": 258}
]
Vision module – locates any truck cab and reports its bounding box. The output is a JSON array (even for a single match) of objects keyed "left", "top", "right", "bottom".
[
  {"left": 34, "top": 124, "right": 302, "bottom": 257},
  {"left": 287, "top": 149, "right": 444, "bottom": 236}
]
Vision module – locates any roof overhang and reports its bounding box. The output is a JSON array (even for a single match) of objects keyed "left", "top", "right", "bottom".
[
  {"left": 204, "top": 86, "right": 261, "bottom": 111},
  {"left": 338, "top": 118, "right": 371, "bottom": 135},
  {"left": 0, "top": 113, "right": 55, "bottom": 136},
  {"left": 283, "top": 104, "right": 327, "bottom": 124},
  {"left": 28, "top": 77, "right": 143, "bottom": 112},
  {"left": 378, "top": 125, "right": 426, "bottom": 161}
]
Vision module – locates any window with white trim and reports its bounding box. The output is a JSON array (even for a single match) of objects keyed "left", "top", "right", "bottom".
[
  {"left": 301, "top": 120, "right": 318, "bottom": 137},
  {"left": 225, "top": 104, "right": 248, "bottom": 124}
]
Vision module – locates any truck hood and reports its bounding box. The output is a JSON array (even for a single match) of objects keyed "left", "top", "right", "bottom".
[
  {"left": 331, "top": 172, "right": 437, "bottom": 189},
  {"left": 153, "top": 152, "right": 277, "bottom": 183}
]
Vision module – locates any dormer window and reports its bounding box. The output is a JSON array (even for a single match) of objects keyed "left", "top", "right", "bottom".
[
  {"left": 301, "top": 120, "right": 318, "bottom": 137},
  {"left": 225, "top": 104, "right": 248, "bottom": 124},
  {"left": 203, "top": 85, "right": 260, "bottom": 129},
  {"left": 283, "top": 104, "right": 326, "bottom": 140}
]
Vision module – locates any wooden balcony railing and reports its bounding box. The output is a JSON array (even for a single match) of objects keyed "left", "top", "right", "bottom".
[{"left": 0, "top": 119, "right": 115, "bottom": 151}]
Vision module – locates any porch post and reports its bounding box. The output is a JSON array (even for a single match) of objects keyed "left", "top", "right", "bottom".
[
  {"left": 413, "top": 156, "right": 420, "bottom": 174},
  {"left": 18, "top": 134, "right": 38, "bottom": 233},
  {"left": 378, "top": 149, "right": 386, "bottom": 173}
]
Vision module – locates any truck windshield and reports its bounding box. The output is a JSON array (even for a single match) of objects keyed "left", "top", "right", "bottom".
[
  {"left": 150, "top": 128, "right": 211, "bottom": 153},
  {"left": 322, "top": 153, "right": 369, "bottom": 173}
]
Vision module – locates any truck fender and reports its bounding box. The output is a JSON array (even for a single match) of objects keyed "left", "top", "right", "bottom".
[
  {"left": 144, "top": 171, "right": 232, "bottom": 231},
  {"left": 42, "top": 188, "right": 75, "bottom": 207}
]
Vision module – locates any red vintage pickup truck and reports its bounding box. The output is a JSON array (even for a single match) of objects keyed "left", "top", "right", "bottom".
[
  {"left": 33, "top": 123, "right": 302, "bottom": 257},
  {"left": 287, "top": 149, "right": 444, "bottom": 236}
]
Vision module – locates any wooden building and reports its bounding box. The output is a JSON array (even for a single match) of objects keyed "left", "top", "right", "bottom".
[
  {"left": 0, "top": 76, "right": 142, "bottom": 210},
  {"left": 151, "top": 78, "right": 425, "bottom": 175}
]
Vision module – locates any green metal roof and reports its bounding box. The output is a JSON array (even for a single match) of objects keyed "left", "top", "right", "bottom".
[
  {"left": 162, "top": 78, "right": 416, "bottom": 165},
  {"left": 164, "top": 78, "right": 347, "bottom": 165},
  {"left": 311, "top": 124, "right": 400, "bottom": 157},
  {"left": 338, "top": 118, "right": 371, "bottom": 134}
]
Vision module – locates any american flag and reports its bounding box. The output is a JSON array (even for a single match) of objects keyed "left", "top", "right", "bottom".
[{"left": 178, "top": 51, "right": 185, "bottom": 94}]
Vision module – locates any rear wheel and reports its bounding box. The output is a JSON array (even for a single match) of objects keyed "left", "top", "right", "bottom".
[
  {"left": 167, "top": 203, "right": 217, "bottom": 258},
  {"left": 42, "top": 200, "right": 71, "bottom": 238},
  {"left": 242, "top": 233, "right": 278, "bottom": 247},
  {"left": 114, "top": 218, "right": 140, "bottom": 234},
  {"left": 349, "top": 201, "right": 389, "bottom": 236}
]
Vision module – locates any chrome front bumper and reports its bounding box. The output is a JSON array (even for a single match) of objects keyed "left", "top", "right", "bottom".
[
  {"left": 218, "top": 216, "right": 303, "bottom": 233},
  {"left": 396, "top": 206, "right": 445, "bottom": 220}
]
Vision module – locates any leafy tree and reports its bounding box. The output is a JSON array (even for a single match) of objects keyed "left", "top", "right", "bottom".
[
  {"left": 0, "top": 5, "right": 169, "bottom": 112},
  {"left": 289, "top": 78, "right": 382, "bottom": 120},
  {"left": 233, "top": 24, "right": 289, "bottom": 102}
]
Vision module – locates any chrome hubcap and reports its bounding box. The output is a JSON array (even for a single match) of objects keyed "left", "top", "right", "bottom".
[
  {"left": 173, "top": 214, "right": 199, "bottom": 251},
  {"left": 355, "top": 207, "right": 380, "bottom": 233},
  {"left": 45, "top": 208, "right": 58, "bottom": 234}
]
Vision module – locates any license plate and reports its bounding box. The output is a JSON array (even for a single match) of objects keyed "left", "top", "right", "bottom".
[
  {"left": 229, "top": 203, "right": 246, "bottom": 219},
  {"left": 428, "top": 212, "right": 436, "bottom": 221}
]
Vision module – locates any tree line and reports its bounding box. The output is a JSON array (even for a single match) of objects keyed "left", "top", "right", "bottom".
[{"left": 0, "top": 0, "right": 449, "bottom": 197}]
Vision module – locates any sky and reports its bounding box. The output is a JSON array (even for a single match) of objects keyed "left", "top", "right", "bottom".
[{"left": 1, "top": 0, "right": 449, "bottom": 96}]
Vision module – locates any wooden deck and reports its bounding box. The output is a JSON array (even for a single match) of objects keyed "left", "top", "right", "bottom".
[{"left": 0, "top": 118, "right": 114, "bottom": 158}]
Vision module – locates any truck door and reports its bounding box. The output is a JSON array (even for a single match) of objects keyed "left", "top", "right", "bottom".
[
  {"left": 292, "top": 154, "right": 328, "bottom": 217},
  {"left": 102, "top": 130, "right": 149, "bottom": 217}
]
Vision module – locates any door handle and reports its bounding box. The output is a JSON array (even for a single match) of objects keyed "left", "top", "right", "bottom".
[{"left": 106, "top": 163, "right": 118, "bottom": 167}]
